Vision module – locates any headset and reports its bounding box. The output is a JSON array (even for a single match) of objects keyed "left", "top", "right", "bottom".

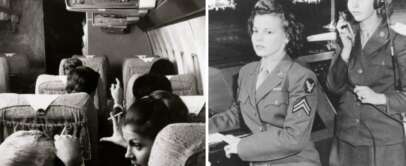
[
  {"left": 374, "top": 0, "right": 385, "bottom": 9},
  {"left": 338, "top": 1, "right": 404, "bottom": 165}
]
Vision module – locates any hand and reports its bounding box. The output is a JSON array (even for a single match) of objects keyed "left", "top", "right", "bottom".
[
  {"left": 336, "top": 17, "right": 354, "bottom": 62},
  {"left": 354, "top": 86, "right": 387, "bottom": 105},
  {"left": 223, "top": 135, "right": 240, "bottom": 158},
  {"left": 110, "top": 78, "right": 123, "bottom": 106},
  {"left": 54, "top": 134, "right": 82, "bottom": 166},
  {"left": 100, "top": 112, "right": 126, "bottom": 147}
]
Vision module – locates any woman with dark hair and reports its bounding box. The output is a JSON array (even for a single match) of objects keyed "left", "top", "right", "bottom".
[
  {"left": 327, "top": 0, "right": 406, "bottom": 165},
  {"left": 149, "top": 59, "right": 176, "bottom": 76},
  {"left": 149, "top": 90, "right": 189, "bottom": 123},
  {"left": 65, "top": 66, "right": 100, "bottom": 95},
  {"left": 100, "top": 89, "right": 189, "bottom": 166},
  {"left": 209, "top": 0, "right": 321, "bottom": 165},
  {"left": 132, "top": 73, "right": 172, "bottom": 100}
]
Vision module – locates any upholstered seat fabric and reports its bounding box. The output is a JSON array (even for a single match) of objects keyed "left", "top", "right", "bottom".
[{"left": 148, "top": 123, "right": 205, "bottom": 166}]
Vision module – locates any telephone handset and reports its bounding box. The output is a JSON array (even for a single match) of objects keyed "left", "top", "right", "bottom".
[{"left": 337, "top": 11, "right": 355, "bottom": 44}]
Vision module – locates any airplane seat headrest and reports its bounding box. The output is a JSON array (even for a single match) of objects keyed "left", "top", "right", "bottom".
[{"left": 148, "top": 123, "right": 205, "bottom": 166}]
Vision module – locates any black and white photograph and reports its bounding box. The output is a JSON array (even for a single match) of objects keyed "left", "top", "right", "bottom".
[
  {"left": 0, "top": 0, "right": 206, "bottom": 166},
  {"left": 208, "top": 0, "right": 406, "bottom": 166}
]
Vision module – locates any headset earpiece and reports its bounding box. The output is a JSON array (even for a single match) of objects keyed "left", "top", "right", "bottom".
[{"left": 374, "top": 0, "right": 385, "bottom": 9}]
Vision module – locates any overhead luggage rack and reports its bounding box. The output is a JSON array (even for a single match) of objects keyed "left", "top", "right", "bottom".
[{"left": 65, "top": 0, "right": 156, "bottom": 10}]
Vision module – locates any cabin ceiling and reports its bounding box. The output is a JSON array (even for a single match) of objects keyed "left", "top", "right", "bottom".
[{"left": 138, "top": 0, "right": 205, "bottom": 30}]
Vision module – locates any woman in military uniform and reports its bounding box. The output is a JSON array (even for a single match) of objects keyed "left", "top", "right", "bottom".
[
  {"left": 328, "top": 0, "right": 406, "bottom": 165},
  {"left": 209, "top": 0, "right": 321, "bottom": 165}
]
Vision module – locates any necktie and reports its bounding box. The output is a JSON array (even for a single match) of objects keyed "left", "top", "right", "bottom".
[
  {"left": 361, "top": 31, "right": 370, "bottom": 48},
  {"left": 256, "top": 67, "right": 269, "bottom": 90}
]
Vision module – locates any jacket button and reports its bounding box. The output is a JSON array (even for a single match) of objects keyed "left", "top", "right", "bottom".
[
  {"left": 355, "top": 119, "right": 360, "bottom": 123},
  {"left": 274, "top": 100, "right": 279, "bottom": 105},
  {"left": 259, "top": 127, "right": 265, "bottom": 132},
  {"left": 357, "top": 69, "right": 363, "bottom": 74},
  {"left": 379, "top": 31, "right": 385, "bottom": 37}
]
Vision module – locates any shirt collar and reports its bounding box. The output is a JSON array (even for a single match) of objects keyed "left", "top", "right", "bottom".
[{"left": 251, "top": 54, "right": 292, "bottom": 77}]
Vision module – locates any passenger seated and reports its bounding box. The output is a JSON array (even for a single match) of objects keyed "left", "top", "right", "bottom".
[
  {"left": 35, "top": 57, "right": 84, "bottom": 95},
  {"left": 132, "top": 73, "right": 172, "bottom": 99},
  {"left": 124, "top": 73, "right": 173, "bottom": 108},
  {"left": 66, "top": 66, "right": 100, "bottom": 95},
  {"left": 100, "top": 89, "right": 189, "bottom": 166},
  {"left": 62, "top": 57, "right": 83, "bottom": 75},
  {"left": 149, "top": 59, "right": 176, "bottom": 76},
  {"left": 149, "top": 90, "right": 189, "bottom": 123}
]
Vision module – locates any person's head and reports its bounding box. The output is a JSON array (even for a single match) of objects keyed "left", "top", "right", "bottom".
[
  {"left": 0, "top": 130, "right": 55, "bottom": 166},
  {"left": 66, "top": 66, "right": 99, "bottom": 95},
  {"left": 121, "top": 96, "right": 174, "bottom": 166},
  {"left": 63, "top": 57, "right": 83, "bottom": 75},
  {"left": 132, "top": 73, "right": 172, "bottom": 100},
  {"left": 346, "top": 0, "right": 392, "bottom": 22},
  {"left": 248, "top": 0, "right": 304, "bottom": 59},
  {"left": 149, "top": 59, "right": 176, "bottom": 76},
  {"left": 149, "top": 90, "right": 189, "bottom": 123}
]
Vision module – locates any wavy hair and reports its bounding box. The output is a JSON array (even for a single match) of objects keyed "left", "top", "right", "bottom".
[{"left": 248, "top": 0, "right": 304, "bottom": 58}]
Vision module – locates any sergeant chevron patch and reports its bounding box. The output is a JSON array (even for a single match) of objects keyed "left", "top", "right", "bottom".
[{"left": 292, "top": 97, "right": 311, "bottom": 116}]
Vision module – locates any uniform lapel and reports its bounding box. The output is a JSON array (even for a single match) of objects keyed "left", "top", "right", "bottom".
[
  {"left": 246, "top": 62, "right": 260, "bottom": 107},
  {"left": 255, "top": 56, "right": 293, "bottom": 102},
  {"left": 363, "top": 22, "right": 390, "bottom": 57}
]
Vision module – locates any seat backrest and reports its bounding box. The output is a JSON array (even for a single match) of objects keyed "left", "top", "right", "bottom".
[
  {"left": 58, "top": 56, "right": 108, "bottom": 112},
  {"left": 209, "top": 67, "right": 233, "bottom": 114},
  {"left": 125, "top": 73, "right": 199, "bottom": 109},
  {"left": 35, "top": 74, "right": 67, "bottom": 94},
  {"left": 148, "top": 123, "right": 205, "bottom": 166},
  {"left": 122, "top": 57, "right": 155, "bottom": 94},
  {"left": 125, "top": 73, "right": 142, "bottom": 109},
  {"left": 168, "top": 74, "right": 198, "bottom": 96},
  {"left": 0, "top": 93, "right": 98, "bottom": 161},
  {"left": 0, "top": 57, "right": 9, "bottom": 93}
]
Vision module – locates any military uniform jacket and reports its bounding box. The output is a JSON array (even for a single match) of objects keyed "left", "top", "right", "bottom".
[
  {"left": 210, "top": 56, "right": 320, "bottom": 165},
  {"left": 327, "top": 21, "right": 406, "bottom": 146}
]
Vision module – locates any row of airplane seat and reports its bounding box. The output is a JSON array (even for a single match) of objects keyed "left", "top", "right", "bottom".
[
  {"left": 123, "top": 56, "right": 203, "bottom": 116},
  {"left": 0, "top": 54, "right": 205, "bottom": 165}
]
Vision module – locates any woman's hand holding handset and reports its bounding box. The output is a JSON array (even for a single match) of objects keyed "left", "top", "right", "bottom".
[{"left": 337, "top": 12, "right": 355, "bottom": 63}]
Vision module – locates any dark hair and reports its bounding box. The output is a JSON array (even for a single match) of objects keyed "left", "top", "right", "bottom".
[
  {"left": 149, "top": 90, "right": 189, "bottom": 123},
  {"left": 63, "top": 57, "right": 83, "bottom": 75},
  {"left": 132, "top": 73, "right": 172, "bottom": 99},
  {"left": 247, "top": 0, "right": 304, "bottom": 58},
  {"left": 66, "top": 66, "right": 100, "bottom": 94},
  {"left": 122, "top": 96, "right": 173, "bottom": 139},
  {"left": 149, "top": 59, "right": 176, "bottom": 76}
]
